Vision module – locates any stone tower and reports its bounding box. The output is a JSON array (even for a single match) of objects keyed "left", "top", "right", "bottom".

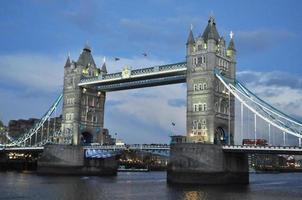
[
  {"left": 186, "top": 16, "right": 236, "bottom": 144},
  {"left": 61, "top": 45, "right": 106, "bottom": 145}
]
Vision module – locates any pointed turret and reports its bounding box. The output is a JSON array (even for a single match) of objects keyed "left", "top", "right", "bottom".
[
  {"left": 227, "top": 31, "right": 236, "bottom": 51},
  {"left": 201, "top": 16, "right": 220, "bottom": 42},
  {"left": 227, "top": 31, "right": 236, "bottom": 59},
  {"left": 64, "top": 53, "right": 71, "bottom": 68},
  {"left": 101, "top": 57, "right": 107, "bottom": 74},
  {"left": 77, "top": 44, "right": 96, "bottom": 67},
  {"left": 186, "top": 25, "right": 195, "bottom": 45}
]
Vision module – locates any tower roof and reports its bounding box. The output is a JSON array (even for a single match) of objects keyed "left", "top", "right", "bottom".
[
  {"left": 101, "top": 62, "right": 107, "bottom": 74},
  {"left": 64, "top": 55, "right": 71, "bottom": 68},
  {"left": 227, "top": 31, "right": 236, "bottom": 51},
  {"left": 186, "top": 27, "right": 195, "bottom": 45},
  {"left": 228, "top": 38, "right": 236, "bottom": 51},
  {"left": 201, "top": 16, "right": 220, "bottom": 42},
  {"left": 77, "top": 44, "right": 96, "bottom": 67}
]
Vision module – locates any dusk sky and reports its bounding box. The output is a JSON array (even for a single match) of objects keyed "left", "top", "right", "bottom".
[{"left": 1, "top": 0, "right": 302, "bottom": 144}]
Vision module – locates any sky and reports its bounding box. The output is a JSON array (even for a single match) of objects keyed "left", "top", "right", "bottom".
[{"left": 1, "top": 0, "right": 302, "bottom": 144}]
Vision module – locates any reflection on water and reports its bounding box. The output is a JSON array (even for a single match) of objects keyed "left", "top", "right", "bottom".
[{"left": 0, "top": 171, "right": 302, "bottom": 200}]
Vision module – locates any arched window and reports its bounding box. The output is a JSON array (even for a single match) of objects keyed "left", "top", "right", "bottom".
[
  {"left": 198, "top": 83, "right": 203, "bottom": 90},
  {"left": 198, "top": 123, "right": 202, "bottom": 130},
  {"left": 203, "top": 103, "right": 207, "bottom": 111},
  {"left": 194, "top": 84, "right": 198, "bottom": 91},
  {"left": 198, "top": 104, "right": 202, "bottom": 111},
  {"left": 203, "top": 83, "right": 207, "bottom": 90}
]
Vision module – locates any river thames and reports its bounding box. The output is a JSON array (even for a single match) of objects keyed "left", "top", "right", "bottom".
[{"left": 0, "top": 172, "right": 302, "bottom": 200}]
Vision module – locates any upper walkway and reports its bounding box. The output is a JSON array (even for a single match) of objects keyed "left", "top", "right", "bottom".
[{"left": 78, "top": 62, "right": 187, "bottom": 91}]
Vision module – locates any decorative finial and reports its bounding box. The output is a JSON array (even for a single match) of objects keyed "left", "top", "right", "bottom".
[
  {"left": 103, "top": 56, "right": 106, "bottom": 63},
  {"left": 190, "top": 24, "right": 193, "bottom": 31},
  {"left": 209, "top": 11, "right": 215, "bottom": 24},
  {"left": 210, "top": 10, "right": 214, "bottom": 17},
  {"left": 230, "top": 31, "right": 234, "bottom": 39},
  {"left": 68, "top": 51, "right": 71, "bottom": 58}
]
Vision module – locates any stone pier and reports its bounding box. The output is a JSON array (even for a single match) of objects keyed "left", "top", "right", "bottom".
[
  {"left": 38, "top": 144, "right": 118, "bottom": 176},
  {"left": 167, "top": 143, "right": 249, "bottom": 184}
]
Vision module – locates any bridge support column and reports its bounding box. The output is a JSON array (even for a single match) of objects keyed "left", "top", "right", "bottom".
[
  {"left": 37, "top": 144, "right": 118, "bottom": 176},
  {"left": 167, "top": 143, "right": 249, "bottom": 185}
]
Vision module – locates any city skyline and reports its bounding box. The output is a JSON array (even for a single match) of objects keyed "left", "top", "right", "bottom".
[{"left": 1, "top": 0, "right": 302, "bottom": 143}]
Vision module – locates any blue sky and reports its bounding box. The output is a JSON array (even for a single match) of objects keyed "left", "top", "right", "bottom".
[{"left": 1, "top": 0, "right": 302, "bottom": 144}]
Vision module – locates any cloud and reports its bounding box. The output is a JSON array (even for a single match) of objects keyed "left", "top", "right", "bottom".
[
  {"left": 105, "top": 84, "right": 186, "bottom": 143},
  {"left": 236, "top": 29, "right": 295, "bottom": 54},
  {"left": 0, "top": 54, "right": 64, "bottom": 92},
  {"left": 235, "top": 70, "right": 302, "bottom": 145},
  {"left": 168, "top": 98, "right": 186, "bottom": 107}
]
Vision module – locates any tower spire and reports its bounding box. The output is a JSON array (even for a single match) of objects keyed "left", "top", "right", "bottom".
[
  {"left": 64, "top": 52, "right": 71, "bottom": 68},
  {"left": 227, "top": 31, "right": 236, "bottom": 51},
  {"left": 201, "top": 15, "right": 220, "bottom": 42},
  {"left": 101, "top": 56, "right": 107, "bottom": 74},
  {"left": 186, "top": 24, "right": 195, "bottom": 45}
]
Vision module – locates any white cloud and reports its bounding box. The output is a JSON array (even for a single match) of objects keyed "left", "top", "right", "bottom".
[
  {"left": 235, "top": 70, "right": 302, "bottom": 145},
  {"left": 0, "top": 54, "right": 64, "bottom": 92}
]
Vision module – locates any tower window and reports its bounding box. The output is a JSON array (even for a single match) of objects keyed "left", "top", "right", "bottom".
[
  {"left": 198, "top": 104, "right": 202, "bottom": 111},
  {"left": 203, "top": 103, "right": 207, "bottom": 111},
  {"left": 198, "top": 83, "right": 203, "bottom": 90},
  {"left": 203, "top": 83, "right": 207, "bottom": 90},
  {"left": 198, "top": 57, "right": 202, "bottom": 64},
  {"left": 193, "top": 84, "right": 198, "bottom": 91},
  {"left": 198, "top": 122, "right": 202, "bottom": 130}
]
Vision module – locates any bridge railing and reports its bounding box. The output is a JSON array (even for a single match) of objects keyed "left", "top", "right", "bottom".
[{"left": 79, "top": 62, "right": 187, "bottom": 84}]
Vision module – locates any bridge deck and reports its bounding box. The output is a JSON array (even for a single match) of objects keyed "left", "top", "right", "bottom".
[
  {"left": 78, "top": 62, "right": 187, "bottom": 91},
  {"left": 222, "top": 145, "right": 302, "bottom": 155}
]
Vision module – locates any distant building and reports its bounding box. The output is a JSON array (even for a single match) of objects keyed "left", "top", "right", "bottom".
[
  {"left": 8, "top": 116, "right": 62, "bottom": 140},
  {"left": 95, "top": 128, "right": 115, "bottom": 145},
  {"left": 0, "top": 121, "right": 8, "bottom": 144},
  {"left": 170, "top": 135, "right": 187, "bottom": 144},
  {"left": 115, "top": 139, "right": 125, "bottom": 146}
]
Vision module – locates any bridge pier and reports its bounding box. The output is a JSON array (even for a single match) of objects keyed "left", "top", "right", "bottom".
[
  {"left": 167, "top": 143, "right": 249, "bottom": 185},
  {"left": 37, "top": 144, "right": 118, "bottom": 176}
]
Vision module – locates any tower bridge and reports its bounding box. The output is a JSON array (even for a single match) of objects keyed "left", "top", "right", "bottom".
[{"left": 2, "top": 16, "right": 302, "bottom": 184}]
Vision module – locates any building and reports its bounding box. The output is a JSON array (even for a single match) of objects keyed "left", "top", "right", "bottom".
[
  {"left": 95, "top": 128, "right": 115, "bottom": 145},
  {"left": 0, "top": 120, "right": 8, "bottom": 144},
  {"left": 8, "top": 118, "right": 39, "bottom": 139},
  {"left": 186, "top": 16, "right": 236, "bottom": 144},
  {"left": 8, "top": 116, "right": 62, "bottom": 140},
  {"left": 61, "top": 45, "right": 106, "bottom": 145}
]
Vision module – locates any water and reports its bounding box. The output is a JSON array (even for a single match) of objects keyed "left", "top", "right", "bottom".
[{"left": 0, "top": 171, "right": 302, "bottom": 200}]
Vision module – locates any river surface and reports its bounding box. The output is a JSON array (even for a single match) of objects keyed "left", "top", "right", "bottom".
[{"left": 0, "top": 171, "right": 302, "bottom": 200}]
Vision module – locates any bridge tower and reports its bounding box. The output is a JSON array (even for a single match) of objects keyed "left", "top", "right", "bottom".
[
  {"left": 61, "top": 45, "right": 106, "bottom": 145},
  {"left": 186, "top": 16, "right": 236, "bottom": 144}
]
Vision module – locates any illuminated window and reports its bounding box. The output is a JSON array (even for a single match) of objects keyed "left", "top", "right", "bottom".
[{"left": 198, "top": 123, "right": 202, "bottom": 129}]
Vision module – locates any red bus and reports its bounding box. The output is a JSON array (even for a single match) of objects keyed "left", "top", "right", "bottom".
[{"left": 242, "top": 139, "right": 267, "bottom": 146}]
